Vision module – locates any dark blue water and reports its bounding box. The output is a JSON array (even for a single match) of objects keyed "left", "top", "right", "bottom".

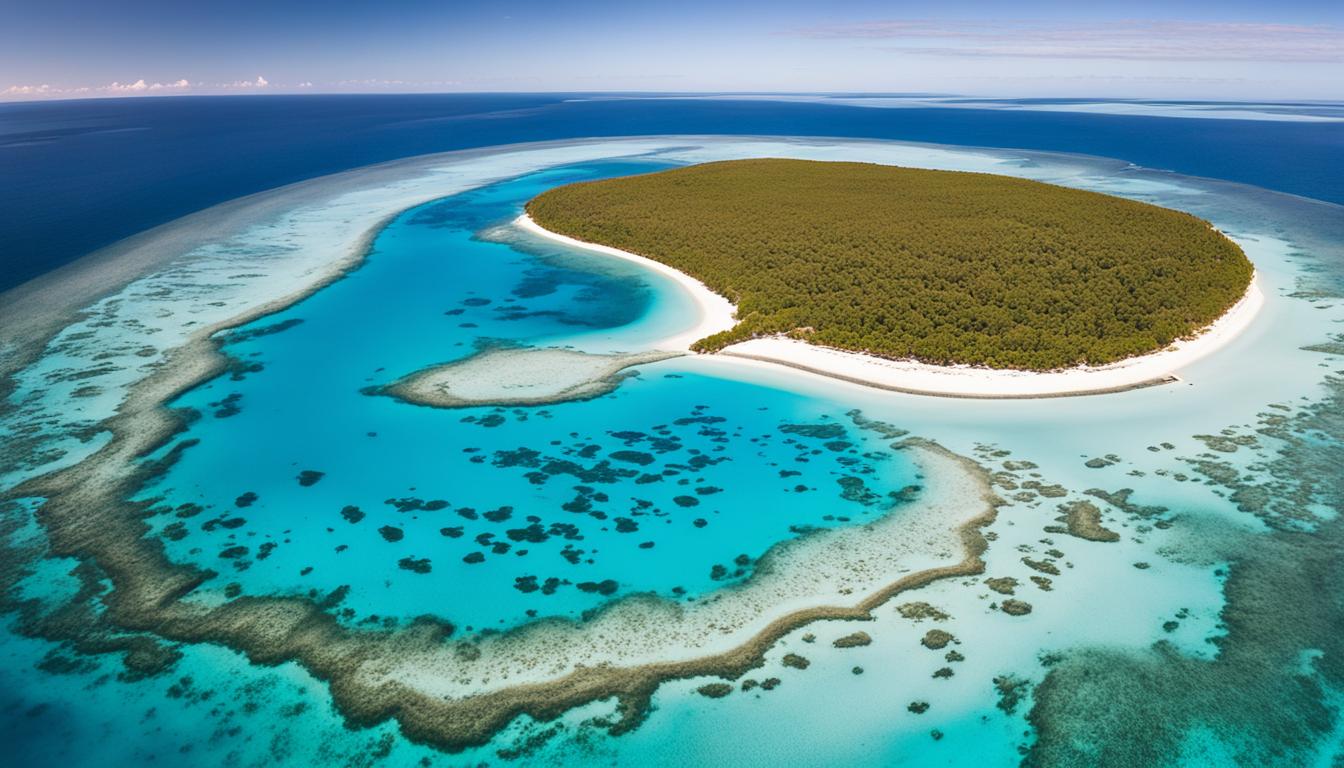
[{"left": 2, "top": 93, "right": 1341, "bottom": 292}]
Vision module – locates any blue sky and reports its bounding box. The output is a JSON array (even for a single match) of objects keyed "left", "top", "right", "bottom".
[{"left": 3, "top": 0, "right": 1342, "bottom": 100}]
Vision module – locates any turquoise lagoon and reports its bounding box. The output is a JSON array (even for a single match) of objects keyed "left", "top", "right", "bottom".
[
  {"left": 134, "top": 160, "right": 925, "bottom": 629},
  {"left": 2, "top": 137, "right": 1344, "bottom": 766}
]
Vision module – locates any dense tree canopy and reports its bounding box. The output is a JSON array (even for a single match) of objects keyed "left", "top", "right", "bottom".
[{"left": 526, "top": 159, "right": 1253, "bottom": 370}]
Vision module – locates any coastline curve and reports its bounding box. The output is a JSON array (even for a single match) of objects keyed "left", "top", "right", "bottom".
[{"left": 518, "top": 213, "right": 1265, "bottom": 399}]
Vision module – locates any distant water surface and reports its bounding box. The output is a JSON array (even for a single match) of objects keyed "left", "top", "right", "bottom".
[{"left": 2, "top": 94, "right": 1343, "bottom": 291}]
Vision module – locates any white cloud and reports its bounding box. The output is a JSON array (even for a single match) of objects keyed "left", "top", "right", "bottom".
[
  {"left": 222, "top": 75, "right": 269, "bottom": 89},
  {"left": 106, "top": 79, "right": 149, "bottom": 92},
  {"left": 298, "top": 81, "right": 313, "bottom": 88},
  {"left": 148, "top": 79, "right": 192, "bottom": 91},
  {"left": 218, "top": 75, "right": 269, "bottom": 89},
  {"left": 2, "top": 77, "right": 194, "bottom": 100},
  {"left": 103, "top": 79, "right": 191, "bottom": 93},
  {"left": 2, "top": 83, "right": 54, "bottom": 96}
]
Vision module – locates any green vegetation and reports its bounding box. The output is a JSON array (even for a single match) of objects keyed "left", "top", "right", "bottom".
[{"left": 526, "top": 159, "right": 1252, "bottom": 370}]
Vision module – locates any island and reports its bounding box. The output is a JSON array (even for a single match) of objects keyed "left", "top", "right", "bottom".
[{"left": 524, "top": 158, "right": 1258, "bottom": 396}]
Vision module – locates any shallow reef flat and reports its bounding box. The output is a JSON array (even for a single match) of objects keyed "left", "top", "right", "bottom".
[
  {"left": 369, "top": 439, "right": 997, "bottom": 700},
  {"left": 0, "top": 139, "right": 685, "bottom": 488},
  {"left": 383, "top": 347, "right": 679, "bottom": 408}
]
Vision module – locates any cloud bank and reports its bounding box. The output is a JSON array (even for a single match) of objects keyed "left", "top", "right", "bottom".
[
  {"left": 2, "top": 76, "right": 277, "bottom": 100},
  {"left": 798, "top": 20, "right": 1344, "bottom": 63},
  {"left": 105, "top": 78, "right": 192, "bottom": 93}
]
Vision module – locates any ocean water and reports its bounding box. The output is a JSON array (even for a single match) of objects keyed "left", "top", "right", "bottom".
[
  {"left": 1, "top": 115, "right": 1343, "bottom": 766},
  {"left": 4, "top": 94, "right": 1344, "bottom": 291}
]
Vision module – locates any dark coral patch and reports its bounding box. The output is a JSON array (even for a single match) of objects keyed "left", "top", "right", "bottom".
[
  {"left": 483, "top": 506, "right": 514, "bottom": 523},
  {"left": 398, "top": 557, "right": 432, "bottom": 574},
  {"left": 780, "top": 423, "right": 846, "bottom": 440},
  {"left": 610, "top": 450, "right": 655, "bottom": 466},
  {"left": 576, "top": 579, "right": 618, "bottom": 596},
  {"left": 297, "top": 470, "right": 325, "bottom": 487}
]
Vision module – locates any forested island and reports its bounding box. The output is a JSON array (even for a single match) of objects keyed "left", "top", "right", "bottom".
[{"left": 526, "top": 159, "right": 1253, "bottom": 370}]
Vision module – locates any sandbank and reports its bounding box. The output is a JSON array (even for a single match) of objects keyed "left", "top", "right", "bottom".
[{"left": 382, "top": 347, "right": 678, "bottom": 408}]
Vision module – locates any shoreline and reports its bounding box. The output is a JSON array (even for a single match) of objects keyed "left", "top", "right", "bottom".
[
  {"left": 720, "top": 273, "right": 1263, "bottom": 399},
  {"left": 518, "top": 213, "right": 1264, "bottom": 399},
  {"left": 515, "top": 213, "right": 737, "bottom": 351}
]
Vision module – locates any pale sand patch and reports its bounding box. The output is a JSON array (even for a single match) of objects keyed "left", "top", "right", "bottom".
[
  {"left": 383, "top": 347, "right": 678, "bottom": 408},
  {"left": 519, "top": 214, "right": 1264, "bottom": 399}
]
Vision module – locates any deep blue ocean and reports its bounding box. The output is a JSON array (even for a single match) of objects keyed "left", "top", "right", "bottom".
[{"left": 2, "top": 93, "right": 1342, "bottom": 292}]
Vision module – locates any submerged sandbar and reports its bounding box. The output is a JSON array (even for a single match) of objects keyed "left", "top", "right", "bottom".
[{"left": 382, "top": 347, "right": 678, "bottom": 408}]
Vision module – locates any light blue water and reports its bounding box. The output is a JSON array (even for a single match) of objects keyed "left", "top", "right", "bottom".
[{"left": 132, "top": 162, "right": 922, "bottom": 631}]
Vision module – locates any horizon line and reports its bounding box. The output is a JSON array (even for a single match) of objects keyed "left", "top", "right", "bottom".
[{"left": 5, "top": 90, "right": 1344, "bottom": 107}]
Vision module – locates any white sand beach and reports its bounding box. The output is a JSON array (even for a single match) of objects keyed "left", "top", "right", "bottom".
[
  {"left": 518, "top": 213, "right": 1264, "bottom": 398},
  {"left": 516, "top": 213, "right": 738, "bottom": 350}
]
